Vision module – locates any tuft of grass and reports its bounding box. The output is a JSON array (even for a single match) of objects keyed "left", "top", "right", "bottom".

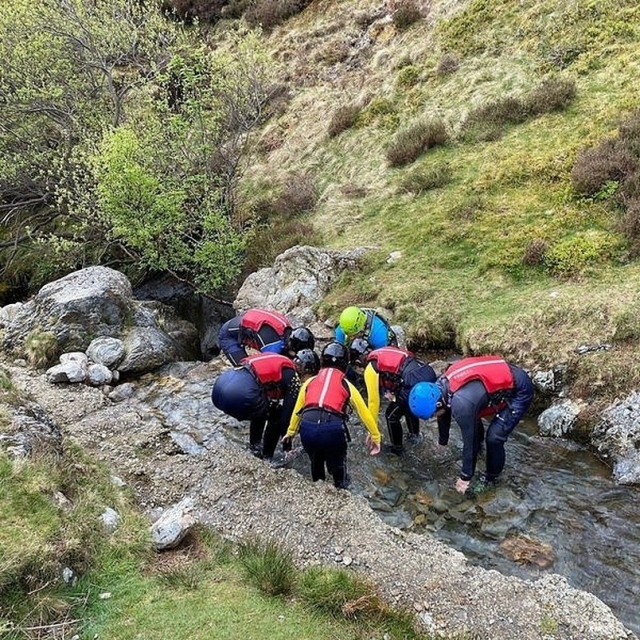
[
  {"left": 237, "top": 538, "right": 296, "bottom": 596},
  {"left": 328, "top": 104, "right": 361, "bottom": 138},
  {"left": 398, "top": 163, "right": 453, "bottom": 194},
  {"left": 436, "top": 52, "right": 460, "bottom": 76},
  {"left": 24, "top": 329, "right": 58, "bottom": 369},
  {"left": 386, "top": 118, "right": 449, "bottom": 167}
]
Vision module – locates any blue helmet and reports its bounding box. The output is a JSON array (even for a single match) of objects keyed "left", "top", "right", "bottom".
[{"left": 408, "top": 382, "right": 442, "bottom": 419}]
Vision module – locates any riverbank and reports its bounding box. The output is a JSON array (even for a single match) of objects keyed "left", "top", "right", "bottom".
[{"left": 5, "top": 357, "right": 635, "bottom": 640}]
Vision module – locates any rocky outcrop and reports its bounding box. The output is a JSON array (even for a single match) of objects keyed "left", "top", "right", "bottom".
[
  {"left": 592, "top": 391, "right": 640, "bottom": 485},
  {"left": 1, "top": 266, "right": 199, "bottom": 375},
  {"left": 233, "top": 244, "right": 373, "bottom": 337}
]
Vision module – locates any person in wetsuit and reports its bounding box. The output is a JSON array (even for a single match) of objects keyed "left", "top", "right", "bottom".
[
  {"left": 211, "top": 352, "right": 301, "bottom": 461},
  {"left": 355, "top": 344, "right": 436, "bottom": 455},
  {"left": 282, "top": 341, "right": 381, "bottom": 489},
  {"left": 408, "top": 355, "right": 534, "bottom": 494},
  {"left": 218, "top": 308, "right": 314, "bottom": 366}
]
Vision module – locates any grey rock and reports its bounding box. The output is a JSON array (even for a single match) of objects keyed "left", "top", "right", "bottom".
[{"left": 86, "top": 337, "right": 125, "bottom": 369}]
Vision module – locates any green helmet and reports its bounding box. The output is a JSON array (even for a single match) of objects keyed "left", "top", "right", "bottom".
[{"left": 339, "top": 306, "right": 366, "bottom": 336}]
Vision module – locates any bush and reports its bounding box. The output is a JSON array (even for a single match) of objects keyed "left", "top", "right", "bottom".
[
  {"left": 522, "top": 239, "right": 548, "bottom": 266},
  {"left": 161, "top": 0, "right": 228, "bottom": 24},
  {"left": 617, "top": 198, "right": 640, "bottom": 256},
  {"left": 524, "top": 76, "right": 577, "bottom": 116},
  {"left": 398, "top": 163, "right": 452, "bottom": 194},
  {"left": 436, "top": 52, "right": 459, "bottom": 76},
  {"left": 391, "top": 0, "right": 423, "bottom": 30},
  {"left": 570, "top": 139, "right": 636, "bottom": 197},
  {"left": 328, "top": 104, "right": 361, "bottom": 138},
  {"left": 244, "top": 0, "right": 313, "bottom": 30},
  {"left": 543, "top": 231, "right": 620, "bottom": 277},
  {"left": 386, "top": 118, "right": 448, "bottom": 167}
]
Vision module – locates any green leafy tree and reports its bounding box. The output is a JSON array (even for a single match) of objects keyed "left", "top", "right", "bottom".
[{"left": 0, "top": 0, "right": 272, "bottom": 297}]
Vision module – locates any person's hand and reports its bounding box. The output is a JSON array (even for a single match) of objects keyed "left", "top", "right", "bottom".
[
  {"left": 365, "top": 435, "right": 381, "bottom": 456},
  {"left": 281, "top": 435, "right": 292, "bottom": 447},
  {"left": 455, "top": 478, "right": 470, "bottom": 494}
]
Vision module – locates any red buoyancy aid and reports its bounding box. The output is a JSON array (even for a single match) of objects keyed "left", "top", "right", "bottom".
[
  {"left": 366, "top": 347, "right": 413, "bottom": 390},
  {"left": 304, "top": 368, "right": 350, "bottom": 415},
  {"left": 241, "top": 309, "right": 291, "bottom": 335},
  {"left": 445, "top": 356, "right": 514, "bottom": 394},
  {"left": 243, "top": 353, "right": 294, "bottom": 400}
]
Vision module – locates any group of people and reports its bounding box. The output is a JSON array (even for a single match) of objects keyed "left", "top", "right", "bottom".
[{"left": 211, "top": 306, "right": 534, "bottom": 496}]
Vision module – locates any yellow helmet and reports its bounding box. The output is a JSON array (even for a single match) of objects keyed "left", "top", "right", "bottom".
[{"left": 339, "top": 306, "right": 366, "bottom": 335}]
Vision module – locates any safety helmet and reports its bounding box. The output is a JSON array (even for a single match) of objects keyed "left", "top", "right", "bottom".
[
  {"left": 287, "top": 327, "right": 315, "bottom": 354},
  {"left": 349, "top": 337, "right": 370, "bottom": 366},
  {"left": 339, "top": 306, "right": 367, "bottom": 336},
  {"left": 408, "top": 382, "right": 442, "bottom": 419},
  {"left": 293, "top": 349, "right": 320, "bottom": 376},
  {"left": 321, "top": 341, "right": 349, "bottom": 372}
]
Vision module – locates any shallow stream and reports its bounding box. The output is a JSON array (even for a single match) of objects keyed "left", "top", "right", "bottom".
[{"left": 133, "top": 362, "right": 640, "bottom": 635}]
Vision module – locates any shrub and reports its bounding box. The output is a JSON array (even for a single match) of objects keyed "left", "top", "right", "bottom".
[
  {"left": 570, "top": 139, "right": 636, "bottom": 197},
  {"left": 543, "top": 231, "right": 620, "bottom": 277},
  {"left": 436, "top": 52, "right": 459, "bottom": 76},
  {"left": 328, "top": 104, "right": 361, "bottom": 138},
  {"left": 237, "top": 538, "right": 296, "bottom": 596},
  {"left": 161, "top": 0, "right": 228, "bottom": 24},
  {"left": 274, "top": 172, "right": 318, "bottom": 216},
  {"left": 396, "top": 65, "right": 421, "bottom": 88},
  {"left": 617, "top": 198, "right": 640, "bottom": 256},
  {"left": 524, "top": 76, "right": 577, "bottom": 116},
  {"left": 244, "top": 0, "right": 313, "bottom": 30},
  {"left": 522, "top": 239, "right": 548, "bottom": 266},
  {"left": 386, "top": 118, "right": 448, "bottom": 167},
  {"left": 398, "top": 163, "right": 452, "bottom": 194},
  {"left": 391, "top": 0, "right": 423, "bottom": 30}
]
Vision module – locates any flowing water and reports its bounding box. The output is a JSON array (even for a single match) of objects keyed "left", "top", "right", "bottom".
[{"left": 133, "top": 362, "right": 640, "bottom": 635}]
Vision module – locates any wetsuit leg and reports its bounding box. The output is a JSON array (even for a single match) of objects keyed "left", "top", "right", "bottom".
[
  {"left": 405, "top": 409, "right": 420, "bottom": 436},
  {"left": 385, "top": 401, "right": 404, "bottom": 449},
  {"left": 261, "top": 404, "right": 284, "bottom": 459},
  {"left": 485, "top": 417, "right": 510, "bottom": 479},
  {"left": 249, "top": 415, "right": 267, "bottom": 455},
  {"left": 299, "top": 421, "right": 326, "bottom": 482},
  {"left": 324, "top": 428, "right": 349, "bottom": 488}
]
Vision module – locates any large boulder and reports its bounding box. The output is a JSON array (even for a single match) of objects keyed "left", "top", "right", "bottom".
[
  {"left": 1, "top": 266, "right": 199, "bottom": 374},
  {"left": 592, "top": 391, "right": 640, "bottom": 485},
  {"left": 233, "top": 244, "right": 372, "bottom": 335}
]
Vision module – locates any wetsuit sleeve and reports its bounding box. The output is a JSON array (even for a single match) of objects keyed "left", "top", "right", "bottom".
[
  {"left": 278, "top": 369, "right": 301, "bottom": 427},
  {"left": 346, "top": 380, "right": 381, "bottom": 445},
  {"left": 368, "top": 316, "right": 389, "bottom": 349},
  {"left": 499, "top": 365, "right": 535, "bottom": 431},
  {"left": 363, "top": 364, "right": 381, "bottom": 417},
  {"left": 286, "top": 378, "right": 310, "bottom": 437}
]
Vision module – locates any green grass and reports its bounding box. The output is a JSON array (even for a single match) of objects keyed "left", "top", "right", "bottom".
[
  {"left": 0, "top": 442, "right": 428, "bottom": 640},
  {"left": 236, "top": 0, "right": 640, "bottom": 407}
]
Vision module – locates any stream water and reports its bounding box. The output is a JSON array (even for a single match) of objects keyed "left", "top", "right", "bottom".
[{"left": 133, "top": 362, "right": 640, "bottom": 635}]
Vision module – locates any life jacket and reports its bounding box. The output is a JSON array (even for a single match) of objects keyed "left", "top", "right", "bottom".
[
  {"left": 361, "top": 308, "right": 397, "bottom": 346},
  {"left": 240, "top": 308, "right": 291, "bottom": 351},
  {"left": 242, "top": 353, "right": 294, "bottom": 400},
  {"left": 444, "top": 356, "right": 514, "bottom": 416},
  {"left": 366, "top": 346, "right": 414, "bottom": 391},
  {"left": 303, "top": 367, "right": 350, "bottom": 415}
]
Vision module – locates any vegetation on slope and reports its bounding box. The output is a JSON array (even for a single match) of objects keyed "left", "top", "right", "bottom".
[{"left": 3, "top": 0, "right": 640, "bottom": 407}]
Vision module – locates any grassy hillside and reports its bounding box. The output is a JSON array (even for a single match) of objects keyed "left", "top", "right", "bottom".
[{"left": 236, "top": 0, "right": 640, "bottom": 410}]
